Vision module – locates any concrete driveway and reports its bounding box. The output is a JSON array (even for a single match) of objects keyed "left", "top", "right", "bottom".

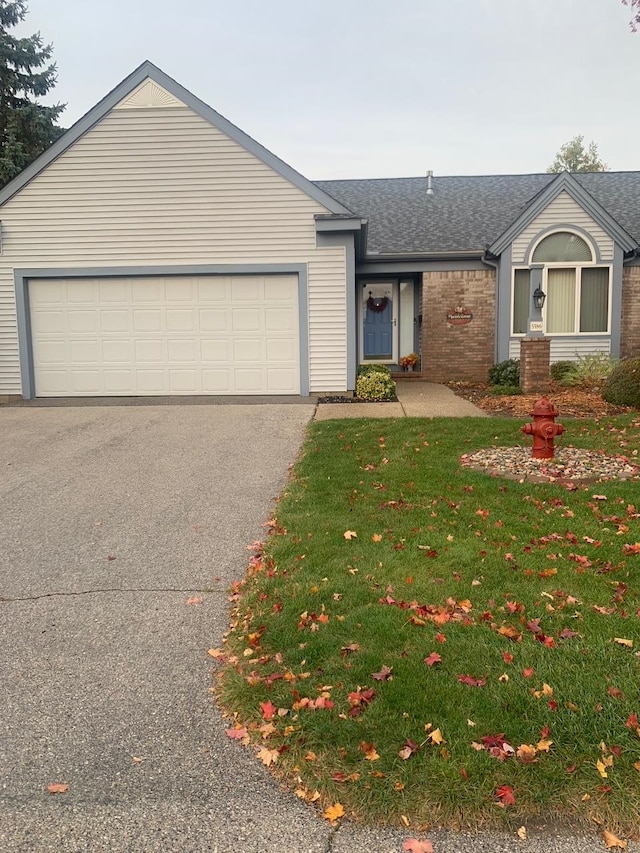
[{"left": 1, "top": 403, "right": 631, "bottom": 853}]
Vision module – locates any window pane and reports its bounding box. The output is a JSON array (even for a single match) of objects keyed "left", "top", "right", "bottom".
[
  {"left": 546, "top": 268, "right": 575, "bottom": 333},
  {"left": 513, "top": 269, "right": 530, "bottom": 334},
  {"left": 532, "top": 232, "right": 592, "bottom": 263},
  {"left": 580, "top": 268, "right": 609, "bottom": 332}
]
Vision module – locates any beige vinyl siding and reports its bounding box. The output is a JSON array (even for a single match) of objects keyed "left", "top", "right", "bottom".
[
  {"left": 0, "top": 100, "right": 347, "bottom": 394},
  {"left": 511, "top": 191, "right": 613, "bottom": 263},
  {"left": 508, "top": 337, "right": 610, "bottom": 361}
]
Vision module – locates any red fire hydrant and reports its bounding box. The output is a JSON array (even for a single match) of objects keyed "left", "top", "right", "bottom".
[{"left": 520, "top": 398, "right": 565, "bottom": 459}]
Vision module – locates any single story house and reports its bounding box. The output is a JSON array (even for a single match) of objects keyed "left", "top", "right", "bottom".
[{"left": 0, "top": 61, "right": 638, "bottom": 400}]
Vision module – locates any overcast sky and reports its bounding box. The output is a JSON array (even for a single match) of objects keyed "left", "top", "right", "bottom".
[{"left": 18, "top": 0, "right": 640, "bottom": 180}]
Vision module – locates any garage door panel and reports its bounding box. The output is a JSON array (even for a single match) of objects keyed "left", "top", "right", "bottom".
[
  {"left": 199, "top": 309, "right": 228, "bottom": 331},
  {"left": 232, "top": 309, "right": 261, "bottom": 331},
  {"left": 168, "top": 340, "right": 198, "bottom": 362},
  {"left": 200, "top": 339, "right": 228, "bottom": 362},
  {"left": 233, "top": 339, "right": 262, "bottom": 361},
  {"left": 133, "top": 310, "right": 162, "bottom": 332},
  {"left": 135, "top": 340, "right": 165, "bottom": 362},
  {"left": 166, "top": 309, "right": 196, "bottom": 331},
  {"left": 69, "top": 340, "right": 101, "bottom": 363},
  {"left": 102, "top": 340, "right": 133, "bottom": 362},
  {"left": 34, "top": 340, "right": 67, "bottom": 364},
  {"left": 30, "top": 275, "right": 300, "bottom": 396}
]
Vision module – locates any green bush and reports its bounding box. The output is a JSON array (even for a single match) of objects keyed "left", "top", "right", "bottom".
[
  {"left": 602, "top": 358, "right": 640, "bottom": 408},
  {"left": 488, "top": 384, "right": 522, "bottom": 396},
  {"left": 488, "top": 359, "right": 520, "bottom": 387},
  {"left": 355, "top": 371, "right": 396, "bottom": 401},
  {"left": 550, "top": 360, "right": 578, "bottom": 383},
  {"left": 357, "top": 363, "right": 391, "bottom": 377}
]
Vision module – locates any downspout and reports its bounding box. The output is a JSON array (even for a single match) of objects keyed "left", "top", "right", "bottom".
[{"left": 481, "top": 251, "right": 500, "bottom": 364}]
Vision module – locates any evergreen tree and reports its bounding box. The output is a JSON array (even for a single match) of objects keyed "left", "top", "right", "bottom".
[
  {"left": 547, "top": 136, "right": 607, "bottom": 174},
  {"left": 0, "top": 0, "right": 64, "bottom": 187}
]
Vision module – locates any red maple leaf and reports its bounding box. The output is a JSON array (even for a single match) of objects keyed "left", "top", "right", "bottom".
[
  {"left": 260, "top": 700, "right": 276, "bottom": 720},
  {"left": 495, "top": 784, "right": 516, "bottom": 806},
  {"left": 457, "top": 674, "right": 486, "bottom": 687},
  {"left": 424, "top": 652, "right": 442, "bottom": 667}
]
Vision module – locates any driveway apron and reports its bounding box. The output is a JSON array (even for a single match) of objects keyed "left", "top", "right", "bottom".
[{"left": 0, "top": 403, "right": 331, "bottom": 852}]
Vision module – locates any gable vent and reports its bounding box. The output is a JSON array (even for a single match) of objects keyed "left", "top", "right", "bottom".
[{"left": 116, "top": 79, "right": 183, "bottom": 109}]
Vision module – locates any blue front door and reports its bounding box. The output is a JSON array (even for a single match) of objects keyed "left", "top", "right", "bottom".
[{"left": 363, "top": 287, "right": 393, "bottom": 359}]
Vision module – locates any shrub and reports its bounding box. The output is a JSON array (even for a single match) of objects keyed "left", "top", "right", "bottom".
[
  {"left": 488, "top": 359, "right": 520, "bottom": 387},
  {"left": 562, "top": 353, "right": 617, "bottom": 387},
  {"left": 550, "top": 360, "right": 578, "bottom": 383},
  {"left": 358, "top": 363, "right": 391, "bottom": 377},
  {"left": 355, "top": 371, "right": 396, "bottom": 401},
  {"left": 489, "top": 384, "right": 522, "bottom": 396},
  {"left": 602, "top": 358, "right": 640, "bottom": 408}
]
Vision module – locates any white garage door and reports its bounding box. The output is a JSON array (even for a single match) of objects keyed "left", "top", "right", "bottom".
[{"left": 29, "top": 275, "right": 300, "bottom": 396}]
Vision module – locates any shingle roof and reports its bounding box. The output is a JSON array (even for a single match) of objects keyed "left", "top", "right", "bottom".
[{"left": 314, "top": 172, "right": 640, "bottom": 255}]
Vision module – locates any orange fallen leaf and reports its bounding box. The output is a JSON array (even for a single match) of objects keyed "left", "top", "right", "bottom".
[
  {"left": 602, "top": 829, "right": 628, "bottom": 849},
  {"left": 360, "top": 741, "right": 380, "bottom": 761},
  {"left": 256, "top": 747, "right": 279, "bottom": 766},
  {"left": 372, "top": 533, "right": 383, "bottom": 542},
  {"left": 186, "top": 596, "right": 203, "bottom": 605},
  {"left": 47, "top": 783, "right": 69, "bottom": 794},
  {"left": 323, "top": 802, "right": 345, "bottom": 822}
]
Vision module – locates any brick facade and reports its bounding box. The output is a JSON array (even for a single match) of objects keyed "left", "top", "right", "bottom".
[
  {"left": 520, "top": 338, "right": 551, "bottom": 393},
  {"left": 420, "top": 269, "right": 496, "bottom": 382},
  {"left": 621, "top": 267, "right": 640, "bottom": 359}
]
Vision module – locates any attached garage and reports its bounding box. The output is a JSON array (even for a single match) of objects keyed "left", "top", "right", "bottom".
[{"left": 27, "top": 273, "right": 301, "bottom": 397}]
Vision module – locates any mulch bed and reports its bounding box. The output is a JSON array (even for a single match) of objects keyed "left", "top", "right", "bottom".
[{"left": 448, "top": 381, "right": 633, "bottom": 419}]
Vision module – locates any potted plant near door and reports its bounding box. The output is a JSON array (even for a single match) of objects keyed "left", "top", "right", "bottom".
[{"left": 399, "top": 353, "right": 419, "bottom": 372}]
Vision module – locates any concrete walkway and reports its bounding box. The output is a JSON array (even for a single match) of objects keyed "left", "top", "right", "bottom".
[{"left": 314, "top": 379, "right": 487, "bottom": 419}]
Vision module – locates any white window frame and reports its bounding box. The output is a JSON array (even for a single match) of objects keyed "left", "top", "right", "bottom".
[
  {"left": 511, "top": 265, "right": 612, "bottom": 337},
  {"left": 511, "top": 228, "right": 612, "bottom": 337}
]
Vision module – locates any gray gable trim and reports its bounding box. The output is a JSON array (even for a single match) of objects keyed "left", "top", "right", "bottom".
[
  {"left": 0, "top": 61, "right": 352, "bottom": 216},
  {"left": 489, "top": 172, "right": 636, "bottom": 256}
]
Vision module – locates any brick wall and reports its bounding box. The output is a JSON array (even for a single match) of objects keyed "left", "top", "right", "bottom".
[
  {"left": 421, "top": 269, "right": 496, "bottom": 382},
  {"left": 520, "top": 338, "right": 551, "bottom": 393},
  {"left": 621, "top": 267, "right": 640, "bottom": 359}
]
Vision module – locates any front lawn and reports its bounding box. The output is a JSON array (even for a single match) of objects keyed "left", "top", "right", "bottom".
[{"left": 215, "top": 416, "right": 640, "bottom": 837}]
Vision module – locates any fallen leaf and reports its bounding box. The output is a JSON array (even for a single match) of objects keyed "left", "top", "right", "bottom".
[
  {"left": 186, "top": 596, "right": 203, "bottom": 605},
  {"left": 427, "top": 728, "right": 445, "bottom": 746},
  {"left": 517, "top": 826, "right": 527, "bottom": 840},
  {"left": 225, "top": 726, "right": 248, "bottom": 740},
  {"left": 343, "top": 530, "right": 357, "bottom": 540},
  {"left": 402, "top": 839, "right": 434, "bottom": 853},
  {"left": 516, "top": 744, "right": 538, "bottom": 763},
  {"left": 372, "top": 533, "right": 383, "bottom": 542},
  {"left": 131, "top": 756, "right": 145, "bottom": 764},
  {"left": 424, "top": 652, "right": 442, "bottom": 667},
  {"left": 613, "top": 637, "right": 633, "bottom": 648},
  {"left": 360, "top": 741, "right": 380, "bottom": 761},
  {"left": 46, "top": 783, "right": 69, "bottom": 794},
  {"left": 398, "top": 739, "right": 420, "bottom": 760},
  {"left": 371, "top": 664, "right": 393, "bottom": 681},
  {"left": 256, "top": 747, "right": 279, "bottom": 766},
  {"left": 596, "top": 759, "right": 609, "bottom": 778},
  {"left": 457, "top": 674, "right": 486, "bottom": 687},
  {"left": 495, "top": 784, "right": 515, "bottom": 806},
  {"left": 602, "top": 829, "right": 628, "bottom": 849},
  {"left": 260, "top": 700, "right": 277, "bottom": 720},
  {"left": 323, "top": 802, "right": 345, "bottom": 822}
]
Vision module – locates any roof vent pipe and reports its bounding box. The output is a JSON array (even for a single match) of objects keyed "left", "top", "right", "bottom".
[{"left": 426, "top": 170, "right": 434, "bottom": 196}]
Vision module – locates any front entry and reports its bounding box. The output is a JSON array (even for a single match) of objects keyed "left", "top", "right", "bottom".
[{"left": 362, "top": 281, "right": 396, "bottom": 361}]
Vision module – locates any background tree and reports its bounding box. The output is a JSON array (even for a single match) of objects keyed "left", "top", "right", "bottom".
[
  {"left": 622, "top": 0, "right": 640, "bottom": 32},
  {"left": 547, "top": 135, "right": 608, "bottom": 173},
  {"left": 0, "top": 0, "right": 64, "bottom": 187}
]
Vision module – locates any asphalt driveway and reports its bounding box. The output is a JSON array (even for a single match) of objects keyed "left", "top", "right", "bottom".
[{"left": 1, "top": 403, "right": 631, "bottom": 853}]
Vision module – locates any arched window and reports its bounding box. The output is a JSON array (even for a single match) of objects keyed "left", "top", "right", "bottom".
[
  {"left": 512, "top": 231, "right": 610, "bottom": 336},
  {"left": 532, "top": 231, "right": 593, "bottom": 263}
]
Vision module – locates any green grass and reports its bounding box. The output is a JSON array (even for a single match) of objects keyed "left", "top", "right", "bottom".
[{"left": 216, "top": 415, "right": 640, "bottom": 834}]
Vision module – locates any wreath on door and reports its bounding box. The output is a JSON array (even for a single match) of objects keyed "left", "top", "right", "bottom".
[{"left": 367, "top": 295, "right": 389, "bottom": 313}]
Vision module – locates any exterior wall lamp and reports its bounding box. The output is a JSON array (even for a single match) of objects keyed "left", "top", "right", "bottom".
[{"left": 532, "top": 286, "right": 546, "bottom": 310}]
